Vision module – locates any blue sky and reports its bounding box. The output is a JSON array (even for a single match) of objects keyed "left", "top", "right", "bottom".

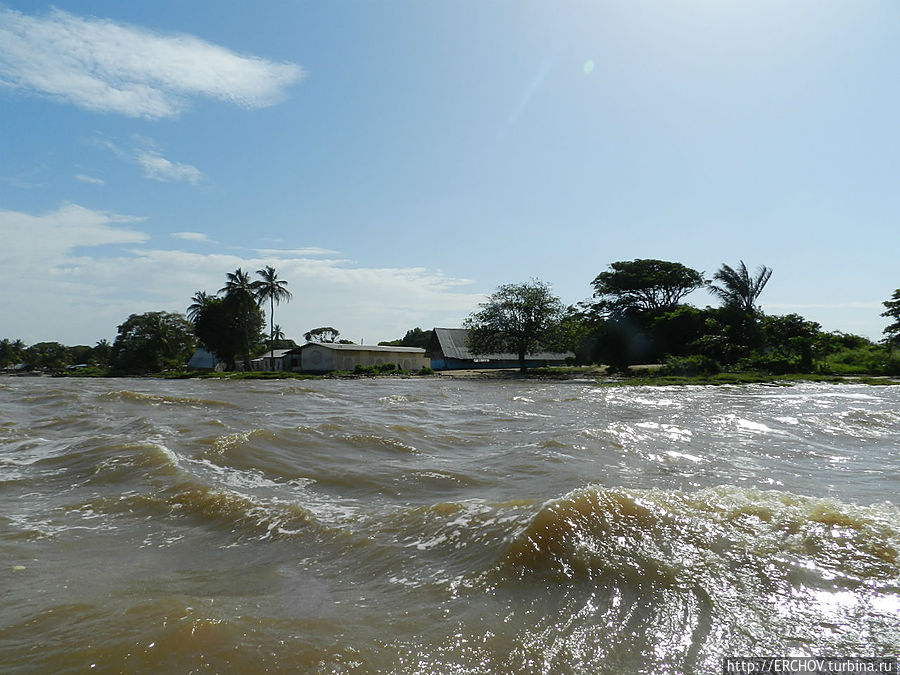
[{"left": 1, "top": 1, "right": 898, "bottom": 346}]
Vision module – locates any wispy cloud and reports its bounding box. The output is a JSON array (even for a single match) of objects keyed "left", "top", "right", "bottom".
[
  {"left": 75, "top": 174, "right": 105, "bottom": 186},
  {"left": 0, "top": 7, "right": 305, "bottom": 118},
  {"left": 0, "top": 204, "right": 482, "bottom": 345},
  {"left": 137, "top": 151, "right": 204, "bottom": 184},
  {"left": 94, "top": 136, "right": 204, "bottom": 185},
  {"left": 172, "top": 231, "right": 211, "bottom": 243},
  {"left": 255, "top": 247, "right": 341, "bottom": 257}
]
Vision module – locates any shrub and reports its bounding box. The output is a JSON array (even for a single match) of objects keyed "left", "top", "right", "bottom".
[{"left": 658, "top": 354, "right": 721, "bottom": 376}]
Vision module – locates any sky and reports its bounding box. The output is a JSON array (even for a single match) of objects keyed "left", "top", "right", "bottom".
[{"left": 1, "top": 1, "right": 898, "bottom": 346}]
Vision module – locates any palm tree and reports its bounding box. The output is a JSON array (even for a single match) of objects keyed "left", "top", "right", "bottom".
[
  {"left": 219, "top": 268, "right": 254, "bottom": 297},
  {"left": 272, "top": 324, "right": 286, "bottom": 343},
  {"left": 709, "top": 261, "right": 772, "bottom": 314},
  {"left": 186, "top": 290, "right": 215, "bottom": 322},
  {"left": 220, "top": 268, "right": 259, "bottom": 370},
  {"left": 253, "top": 266, "right": 292, "bottom": 367}
]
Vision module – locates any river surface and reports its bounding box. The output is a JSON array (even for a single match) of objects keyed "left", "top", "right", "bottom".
[{"left": 1, "top": 377, "right": 898, "bottom": 673}]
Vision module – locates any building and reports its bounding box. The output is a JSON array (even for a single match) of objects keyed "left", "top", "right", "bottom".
[
  {"left": 285, "top": 343, "right": 429, "bottom": 373},
  {"left": 186, "top": 348, "right": 220, "bottom": 371},
  {"left": 427, "top": 327, "right": 573, "bottom": 370},
  {"left": 250, "top": 349, "right": 293, "bottom": 371}
]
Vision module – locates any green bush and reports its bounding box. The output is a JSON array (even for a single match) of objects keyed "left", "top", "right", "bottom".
[
  {"left": 821, "top": 345, "right": 898, "bottom": 375},
  {"left": 658, "top": 354, "right": 721, "bottom": 376}
]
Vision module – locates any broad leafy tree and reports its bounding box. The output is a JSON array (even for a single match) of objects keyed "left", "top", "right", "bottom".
[
  {"left": 253, "top": 266, "right": 292, "bottom": 364},
  {"left": 193, "top": 295, "right": 264, "bottom": 370},
  {"left": 378, "top": 328, "right": 434, "bottom": 349},
  {"left": 883, "top": 289, "right": 900, "bottom": 346},
  {"left": 709, "top": 261, "right": 772, "bottom": 313},
  {"left": 304, "top": 326, "right": 340, "bottom": 343},
  {"left": 110, "top": 312, "right": 196, "bottom": 374},
  {"left": 25, "top": 342, "right": 71, "bottom": 370},
  {"left": 591, "top": 259, "right": 706, "bottom": 316},
  {"left": 464, "top": 279, "right": 565, "bottom": 373},
  {"left": 0, "top": 338, "right": 26, "bottom": 368}
]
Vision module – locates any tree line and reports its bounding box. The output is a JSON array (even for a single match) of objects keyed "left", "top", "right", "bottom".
[
  {"left": 465, "top": 259, "right": 900, "bottom": 376},
  {"left": 3, "top": 259, "right": 899, "bottom": 376}
]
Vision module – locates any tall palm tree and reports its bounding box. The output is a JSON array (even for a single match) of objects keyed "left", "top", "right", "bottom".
[
  {"left": 272, "top": 324, "right": 286, "bottom": 343},
  {"left": 253, "top": 265, "right": 292, "bottom": 367},
  {"left": 220, "top": 268, "right": 259, "bottom": 370},
  {"left": 186, "top": 290, "right": 215, "bottom": 323},
  {"left": 219, "top": 268, "right": 254, "bottom": 297},
  {"left": 709, "top": 261, "right": 772, "bottom": 313}
]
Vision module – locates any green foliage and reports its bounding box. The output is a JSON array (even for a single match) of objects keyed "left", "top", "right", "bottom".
[
  {"left": 591, "top": 259, "right": 706, "bottom": 315},
  {"left": 193, "top": 285, "right": 265, "bottom": 370},
  {"left": 110, "top": 312, "right": 196, "bottom": 375},
  {"left": 658, "top": 354, "right": 721, "bottom": 376},
  {"left": 758, "top": 313, "right": 822, "bottom": 372},
  {"left": 401, "top": 328, "right": 434, "bottom": 349},
  {"left": 352, "top": 363, "right": 401, "bottom": 375},
  {"left": 254, "top": 266, "right": 292, "bottom": 364},
  {"left": 25, "top": 342, "right": 71, "bottom": 370},
  {"left": 464, "top": 279, "right": 566, "bottom": 373},
  {"left": 62, "top": 365, "right": 108, "bottom": 377},
  {"left": 379, "top": 327, "right": 434, "bottom": 349},
  {"left": 0, "top": 338, "right": 27, "bottom": 368},
  {"left": 883, "top": 289, "right": 900, "bottom": 345},
  {"left": 651, "top": 306, "right": 708, "bottom": 357},
  {"left": 304, "top": 327, "right": 340, "bottom": 343},
  {"left": 709, "top": 261, "right": 772, "bottom": 313},
  {"left": 821, "top": 344, "right": 900, "bottom": 375}
]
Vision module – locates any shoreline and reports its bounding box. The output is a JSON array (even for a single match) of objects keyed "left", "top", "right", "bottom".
[{"left": 4, "top": 368, "right": 899, "bottom": 386}]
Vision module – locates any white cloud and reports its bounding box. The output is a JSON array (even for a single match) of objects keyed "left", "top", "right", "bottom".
[
  {"left": 137, "top": 151, "right": 204, "bottom": 184},
  {"left": 0, "top": 204, "right": 483, "bottom": 345},
  {"left": 255, "top": 247, "right": 341, "bottom": 257},
  {"left": 0, "top": 7, "right": 304, "bottom": 118},
  {"left": 93, "top": 136, "right": 205, "bottom": 185},
  {"left": 172, "top": 231, "right": 212, "bottom": 242},
  {"left": 75, "top": 174, "right": 105, "bottom": 185}
]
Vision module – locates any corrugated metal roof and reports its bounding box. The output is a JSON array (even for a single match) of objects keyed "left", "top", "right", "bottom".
[
  {"left": 290, "top": 343, "right": 426, "bottom": 354},
  {"left": 432, "top": 328, "right": 573, "bottom": 361}
]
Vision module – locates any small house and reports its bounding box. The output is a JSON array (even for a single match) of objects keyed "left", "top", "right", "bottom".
[{"left": 250, "top": 349, "right": 292, "bottom": 371}]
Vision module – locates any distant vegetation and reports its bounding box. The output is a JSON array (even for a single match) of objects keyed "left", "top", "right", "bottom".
[
  {"left": 464, "top": 260, "right": 900, "bottom": 378},
  {"left": 378, "top": 327, "right": 434, "bottom": 349},
  {"left": 3, "top": 259, "right": 899, "bottom": 379}
]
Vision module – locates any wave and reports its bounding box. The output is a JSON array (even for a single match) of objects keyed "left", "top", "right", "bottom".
[
  {"left": 498, "top": 485, "right": 900, "bottom": 584},
  {"left": 76, "top": 482, "right": 318, "bottom": 541},
  {"left": 98, "top": 390, "right": 239, "bottom": 409}
]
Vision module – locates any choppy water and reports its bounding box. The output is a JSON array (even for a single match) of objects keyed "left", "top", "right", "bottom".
[{"left": 1, "top": 377, "right": 898, "bottom": 673}]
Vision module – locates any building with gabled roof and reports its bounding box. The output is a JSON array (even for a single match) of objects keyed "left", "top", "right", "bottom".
[{"left": 426, "top": 328, "right": 573, "bottom": 370}]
